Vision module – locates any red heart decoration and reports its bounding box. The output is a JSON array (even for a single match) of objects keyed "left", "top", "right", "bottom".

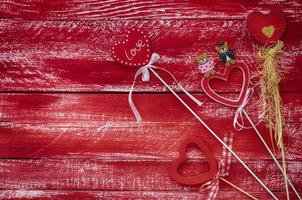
[
  {"left": 170, "top": 136, "right": 218, "bottom": 185},
  {"left": 246, "top": 8, "right": 286, "bottom": 46},
  {"left": 201, "top": 63, "right": 250, "bottom": 107},
  {"left": 112, "top": 29, "right": 151, "bottom": 67}
]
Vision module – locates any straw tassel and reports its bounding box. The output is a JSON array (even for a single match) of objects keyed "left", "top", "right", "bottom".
[
  {"left": 258, "top": 40, "right": 289, "bottom": 200},
  {"left": 258, "top": 40, "right": 284, "bottom": 149}
]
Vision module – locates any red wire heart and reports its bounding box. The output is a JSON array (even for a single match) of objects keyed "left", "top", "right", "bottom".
[
  {"left": 201, "top": 63, "right": 250, "bottom": 108},
  {"left": 170, "top": 136, "right": 218, "bottom": 185}
]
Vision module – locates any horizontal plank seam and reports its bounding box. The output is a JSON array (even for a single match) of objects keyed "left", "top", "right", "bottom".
[
  {"left": 0, "top": 158, "right": 300, "bottom": 162},
  {"left": 0, "top": 91, "right": 301, "bottom": 94}
]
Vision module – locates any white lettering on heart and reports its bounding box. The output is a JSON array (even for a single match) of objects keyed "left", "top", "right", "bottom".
[{"left": 124, "top": 39, "right": 145, "bottom": 61}]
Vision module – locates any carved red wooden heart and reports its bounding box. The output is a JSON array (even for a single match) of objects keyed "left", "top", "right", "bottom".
[
  {"left": 246, "top": 8, "right": 286, "bottom": 46},
  {"left": 170, "top": 136, "right": 218, "bottom": 185},
  {"left": 112, "top": 29, "right": 151, "bottom": 67},
  {"left": 201, "top": 63, "right": 250, "bottom": 108}
]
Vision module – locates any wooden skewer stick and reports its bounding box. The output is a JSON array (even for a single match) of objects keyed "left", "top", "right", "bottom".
[
  {"left": 220, "top": 177, "right": 259, "bottom": 200},
  {"left": 149, "top": 68, "right": 278, "bottom": 200},
  {"left": 243, "top": 109, "right": 301, "bottom": 200}
]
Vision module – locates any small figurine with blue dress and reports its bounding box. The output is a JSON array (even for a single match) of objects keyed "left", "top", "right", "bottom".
[{"left": 215, "top": 41, "right": 236, "bottom": 67}]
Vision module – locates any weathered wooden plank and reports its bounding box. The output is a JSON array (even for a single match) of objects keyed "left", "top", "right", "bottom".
[
  {"left": 1, "top": 122, "right": 301, "bottom": 160},
  {"left": 0, "top": 0, "right": 301, "bottom": 20},
  {"left": 0, "top": 159, "right": 300, "bottom": 193},
  {"left": 0, "top": 93, "right": 301, "bottom": 159},
  {"left": 0, "top": 20, "right": 301, "bottom": 92},
  {"left": 0, "top": 190, "right": 296, "bottom": 200},
  {"left": 1, "top": 93, "right": 301, "bottom": 123}
]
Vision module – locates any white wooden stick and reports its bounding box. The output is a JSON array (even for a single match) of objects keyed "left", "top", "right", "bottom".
[
  {"left": 149, "top": 68, "right": 278, "bottom": 200},
  {"left": 243, "top": 109, "right": 301, "bottom": 200},
  {"left": 281, "top": 145, "right": 290, "bottom": 200}
]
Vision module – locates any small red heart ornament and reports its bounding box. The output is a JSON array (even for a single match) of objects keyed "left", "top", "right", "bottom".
[
  {"left": 201, "top": 63, "right": 250, "bottom": 107},
  {"left": 112, "top": 29, "right": 151, "bottom": 67},
  {"left": 246, "top": 8, "right": 286, "bottom": 46},
  {"left": 170, "top": 136, "right": 218, "bottom": 185}
]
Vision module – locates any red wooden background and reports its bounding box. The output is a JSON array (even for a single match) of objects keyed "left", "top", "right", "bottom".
[{"left": 0, "top": 1, "right": 301, "bottom": 199}]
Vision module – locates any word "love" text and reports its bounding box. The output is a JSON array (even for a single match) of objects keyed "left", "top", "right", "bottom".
[{"left": 124, "top": 40, "right": 145, "bottom": 61}]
